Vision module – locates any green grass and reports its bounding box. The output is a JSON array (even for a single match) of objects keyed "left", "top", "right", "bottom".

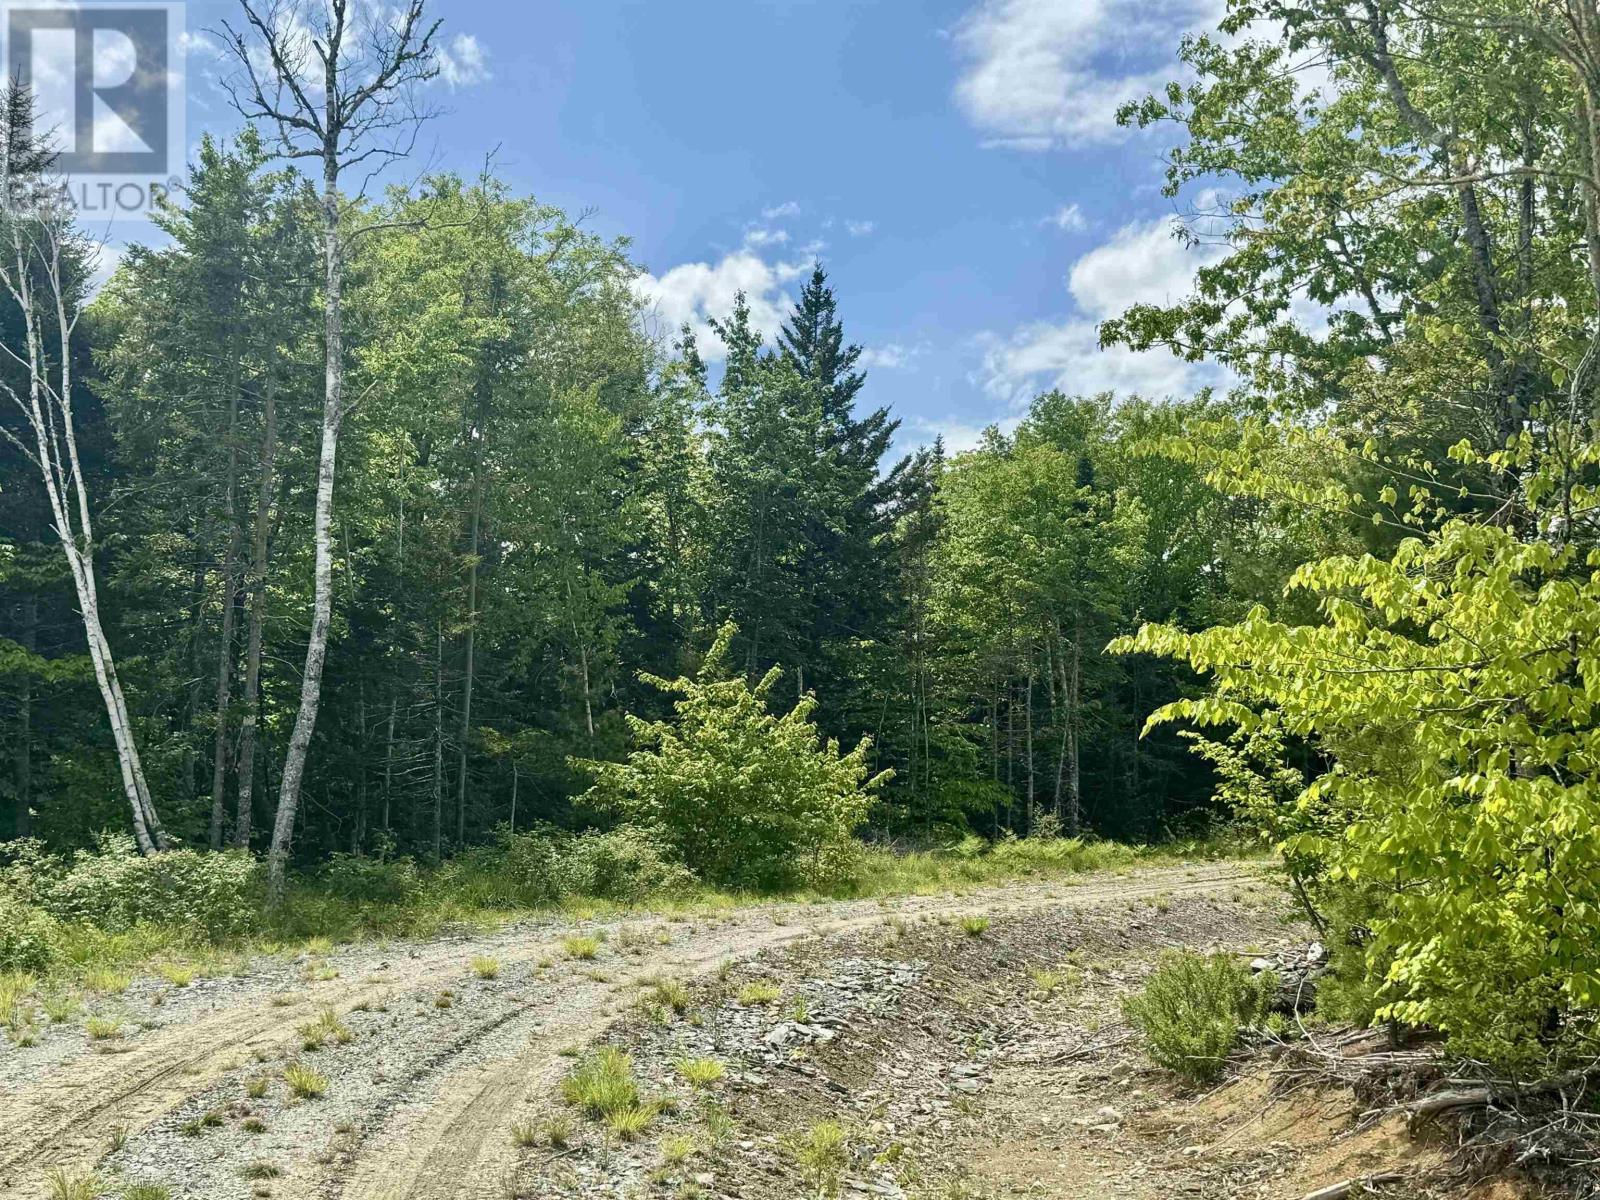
[
  {"left": 675, "top": 1056, "right": 725, "bottom": 1088},
  {"left": 470, "top": 955, "right": 500, "bottom": 979},
  {"left": 43, "top": 1168, "right": 106, "bottom": 1200},
  {"left": 959, "top": 914, "right": 990, "bottom": 937},
  {"left": 562, "top": 935, "right": 602, "bottom": 960},
  {"left": 737, "top": 981, "right": 781, "bottom": 1006},
  {"left": 84, "top": 1016, "right": 122, "bottom": 1041},
  {"left": 4, "top": 835, "right": 1229, "bottom": 1003},
  {"left": 298, "top": 1007, "right": 353, "bottom": 1050},
  {"left": 784, "top": 1120, "right": 850, "bottom": 1197},
  {"left": 560, "top": 1046, "right": 642, "bottom": 1118},
  {"left": 122, "top": 1186, "right": 172, "bottom": 1200},
  {"left": 283, "top": 1062, "right": 329, "bottom": 1099}
]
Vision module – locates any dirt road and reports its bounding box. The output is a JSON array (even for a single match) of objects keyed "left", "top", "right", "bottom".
[{"left": 0, "top": 859, "right": 1263, "bottom": 1200}]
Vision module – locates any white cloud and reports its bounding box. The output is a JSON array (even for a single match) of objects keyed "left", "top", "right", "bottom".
[
  {"left": 743, "top": 226, "right": 789, "bottom": 249},
  {"left": 904, "top": 414, "right": 1019, "bottom": 455},
  {"left": 861, "top": 343, "right": 923, "bottom": 370},
  {"left": 975, "top": 215, "right": 1229, "bottom": 405},
  {"left": 1046, "top": 203, "right": 1087, "bottom": 231},
  {"left": 632, "top": 251, "right": 804, "bottom": 362},
  {"left": 1068, "top": 215, "right": 1222, "bottom": 319},
  {"left": 762, "top": 200, "right": 801, "bottom": 220},
  {"left": 86, "top": 241, "right": 126, "bottom": 297},
  {"left": 437, "top": 33, "right": 490, "bottom": 87},
  {"left": 845, "top": 219, "right": 876, "bottom": 237},
  {"left": 951, "top": 0, "right": 1218, "bottom": 149}
]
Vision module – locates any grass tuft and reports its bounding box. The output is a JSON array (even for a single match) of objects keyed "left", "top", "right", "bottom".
[
  {"left": 675, "top": 1056, "right": 726, "bottom": 1088},
  {"left": 959, "top": 914, "right": 990, "bottom": 937},
  {"left": 737, "top": 981, "right": 780, "bottom": 1006},
  {"left": 562, "top": 935, "right": 601, "bottom": 960},
  {"left": 470, "top": 955, "right": 500, "bottom": 979},
  {"left": 283, "top": 1062, "right": 329, "bottom": 1099},
  {"left": 784, "top": 1119, "right": 850, "bottom": 1197},
  {"left": 561, "top": 1046, "right": 641, "bottom": 1118}
]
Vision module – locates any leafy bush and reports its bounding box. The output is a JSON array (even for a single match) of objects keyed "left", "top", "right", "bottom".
[
  {"left": 580, "top": 621, "right": 890, "bottom": 890},
  {"left": 318, "top": 854, "right": 423, "bottom": 906},
  {"left": 0, "top": 892, "right": 59, "bottom": 974},
  {"left": 1122, "top": 950, "right": 1275, "bottom": 1084},
  {"left": 561, "top": 826, "right": 696, "bottom": 902},
  {"left": 39, "top": 834, "right": 261, "bottom": 940}
]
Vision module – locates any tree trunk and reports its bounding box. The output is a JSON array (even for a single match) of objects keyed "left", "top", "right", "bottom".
[
  {"left": 14, "top": 592, "right": 35, "bottom": 838},
  {"left": 235, "top": 369, "right": 277, "bottom": 849},
  {"left": 208, "top": 389, "right": 244, "bottom": 850},
  {"left": 509, "top": 762, "right": 518, "bottom": 833},
  {"left": 382, "top": 689, "right": 397, "bottom": 839},
  {"left": 1024, "top": 658, "right": 1035, "bottom": 833},
  {"left": 433, "top": 618, "right": 445, "bottom": 863},
  {"left": 267, "top": 163, "right": 345, "bottom": 902},
  {"left": 456, "top": 468, "right": 482, "bottom": 847}
]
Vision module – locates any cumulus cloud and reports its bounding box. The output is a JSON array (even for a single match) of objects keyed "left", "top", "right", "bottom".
[
  {"left": 951, "top": 0, "right": 1218, "bottom": 149},
  {"left": 437, "top": 33, "right": 490, "bottom": 87},
  {"left": 762, "top": 200, "right": 801, "bottom": 220},
  {"left": 976, "top": 215, "right": 1229, "bottom": 405},
  {"left": 845, "top": 219, "right": 876, "bottom": 237},
  {"left": 632, "top": 251, "right": 806, "bottom": 362}
]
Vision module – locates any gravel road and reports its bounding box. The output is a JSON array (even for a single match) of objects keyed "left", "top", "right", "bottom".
[{"left": 0, "top": 859, "right": 1256, "bottom": 1199}]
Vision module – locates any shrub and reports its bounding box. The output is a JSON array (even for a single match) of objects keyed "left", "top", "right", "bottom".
[
  {"left": 41, "top": 835, "right": 261, "bottom": 940},
  {"left": 561, "top": 826, "right": 696, "bottom": 902},
  {"left": 318, "top": 854, "right": 423, "bottom": 906},
  {"left": 1122, "top": 951, "right": 1275, "bottom": 1085},
  {"left": 579, "top": 622, "right": 890, "bottom": 891},
  {"left": 0, "top": 892, "right": 58, "bottom": 974}
]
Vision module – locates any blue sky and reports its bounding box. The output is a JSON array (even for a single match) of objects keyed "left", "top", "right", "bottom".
[{"left": 134, "top": 0, "right": 1233, "bottom": 455}]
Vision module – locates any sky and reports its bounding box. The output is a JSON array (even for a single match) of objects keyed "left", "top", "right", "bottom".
[{"left": 108, "top": 0, "right": 1235, "bottom": 456}]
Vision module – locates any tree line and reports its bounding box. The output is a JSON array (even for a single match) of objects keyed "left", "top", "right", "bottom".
[{"left": 0, "top": 1, "right": 1303, "bottom": 876}]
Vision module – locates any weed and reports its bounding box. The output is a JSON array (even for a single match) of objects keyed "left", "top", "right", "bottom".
[
  {"left": 298, "top": 1007, "right": 352, "bottom": 1050},
  {"left": 675, "top": 1056, "right": 727, "bottom": 1089},
  {"left": 245, "top": 1074, "right": 270, "bottom": 1099},
  {"left": 83, "top": 969, "right": 129, "bottom": 995},
  {"left": 242, "top": 1117, "right": 267, "bottom": 1133},
  {"left": 737, "top": 981, "right": 780, "bottom": 1006},
  {"left": 543, "top": 1113, "right": 575, "bottom": 1148},
  {"left": 156, "top": 963, "right": 194, "bottom": 988},
  {"left": 283, "top": 1062, "right": 329, "bottom": 1099},
  {"left": 561, "top": 1046, "right": 641, "bottom": 1118},
  {"left": 434, "top": 990, "right": 454, "bottom": 1009},
  {"left": 790, "top": 996, "right": 811, "bottom": 1023},
  {"left": 959, "top": 915, "right": 989, "bottom": 937},
  {"left": 651, "top": 977, "right": 690, "bottom": 1013},
  {"left": 660, "top": 1133, "right": 696, "bottom": 1165},
  {"left": 38, "top": 990, "right": 78, "bottom": 1024},
  {"left": 785, "top": 1119, "right": 849, "bottom": 1197},
  {"left": 563, "top": 935, "right": 601, "bottom": 960},
  {"left": 44, "top": 1169, "right": 106, "bottom": 1200},
  {"left": 84, "top": 1016, "right": 122, "bottom": 1041},
  {"left": 470, "top": 956, "right": 500, "bottom": 979},
  {"left": 606, "top": 1105, "right": 653, "bottom": 1141},
  {"left": 123, "top": 1187, "right": 172, "bottom": 1200},
  {"left": 108, "top": 1124, "right": 129, "bottom": 1151},
  {"left": 510, "top": 1120, "right": 540, "bottom": 1147},
  {"left": 702, "top": 1101, "right": 735, "bottom": 1146},
  {"left": 241, "top": 1162, "right": 281, "bottom": 1180}
]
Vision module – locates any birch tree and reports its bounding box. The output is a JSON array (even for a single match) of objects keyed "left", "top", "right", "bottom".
[
  {"left": 219, "top": 0, "right": 440, "bottom": 899},
  {"left": 0, "top": 85, "right": 168, "bottom": 853}
]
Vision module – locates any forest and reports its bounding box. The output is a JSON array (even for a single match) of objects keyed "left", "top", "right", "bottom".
[{"left": 6, "top": 0, "right": 1600, "bottom": 1090}]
